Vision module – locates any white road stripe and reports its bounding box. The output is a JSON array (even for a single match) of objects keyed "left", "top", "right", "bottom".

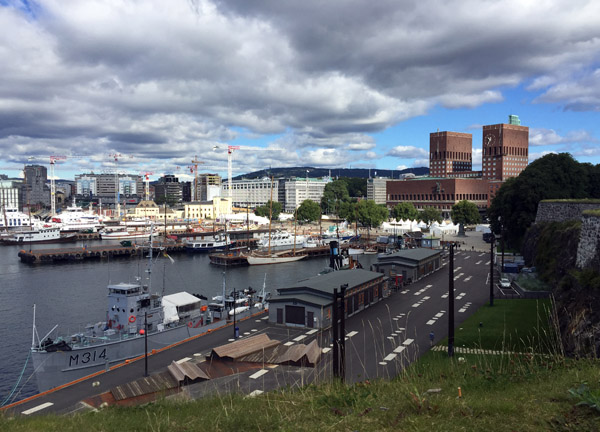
[
  {"left": 459, "top": 308, "right": 466, "bottom": 313},
  {"left": 293, "top": 335, "right": 307, "bottom": 342},
  {"left": 486, "top": 261, "right": 491, "bottom": 265},
  {"left": 475, "top": 260, "right": 482, "bottom": 265},
  {"left": 284, "top": 341, "right": 294, "bottom": 346},
  {"left": 403, "top": 338, "right": 414, "bottom": 346},
  {"left": 248, "top": 390, "right": 264, "bottom": 397},
  {"left": 346, "top": 331, "right": 358, "bottom": 338},
  {"left": 22, "top": 402, "right": 53, "bottom": 415},
  {"left": 306, "top": 329, "right": 318, "bottom": 335},
  {"left": 322, "top": 347, "right": 331, "bottom": 353},
  {"left": 384, "top": 353, "right": 397, "bottom": 361},
  {"left": 435, "top": 312, "right": 444, "bottom": 318},
  {"left": 426, "top": 320, "right": 436, "bottom": 325},
  {"left": 176, "top": 357, "right": 191, "bottom": 364},
  {"left": 412, "top": 303, "right": 420, "bottom": 307},
  {"left": 379, "top": 361, "right": 387, "bottom": 365},
  {"left": 249, "top": 369, "right": 269, "bottom": 379},
  {"left": 464, "top": 255, "right": 471, "bottom": 259},
  {"left": 393, "top": 345, "right": 406, "bottom": 353}
]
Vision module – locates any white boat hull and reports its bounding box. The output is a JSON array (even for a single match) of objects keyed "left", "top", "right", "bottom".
[{"left": 245, "top": 254, "right": 306, "bottom": 265}]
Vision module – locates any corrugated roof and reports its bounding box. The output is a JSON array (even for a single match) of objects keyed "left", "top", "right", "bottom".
[
  {"left": 168, "top": 360, "right": 209, "bottom": 382},
  {"left": 110, "top": 371, "right": 178, "bottom": 401},
  {"left": 282, "top": 269, "right": 382, "bottom": 295},
  {"left": 211, "top": 333, "right": 280, "bottom": 360}
]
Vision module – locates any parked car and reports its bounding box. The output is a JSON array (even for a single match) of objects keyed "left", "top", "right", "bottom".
[
  {"left": 499, "top": 277, "right": 511, "bottom": 288},
  {"left": 521, "top": 267, "right": 536, "bottom": 273}
]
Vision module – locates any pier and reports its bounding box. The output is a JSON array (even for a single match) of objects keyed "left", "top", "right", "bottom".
[{"left": 17, "top": 243, "right": 187, "bottom": 264}]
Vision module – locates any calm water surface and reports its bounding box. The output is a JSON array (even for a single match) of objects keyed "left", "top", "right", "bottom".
[{"left": 0, "top": 239, "right": 376, "bottom": 403}]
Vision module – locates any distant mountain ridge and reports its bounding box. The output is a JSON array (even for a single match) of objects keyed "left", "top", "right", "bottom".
[{"left": 233, "top": 166, "right": 429, "bottom": 180}]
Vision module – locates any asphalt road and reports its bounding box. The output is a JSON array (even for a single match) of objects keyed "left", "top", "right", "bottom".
[{"left": 6, "top": 249, "right": 494, "bottom": 417}]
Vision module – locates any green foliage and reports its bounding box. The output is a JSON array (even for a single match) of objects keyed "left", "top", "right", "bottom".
[
  {"left": 420, "top": 206, "right": 442, "bottom": 226},
  {"left": 339, "top": 177, "right": 367, "bottom": 198},
  {"left": 451, "top": 200, "right": 481, "bottom": 225},
  {"left": 392, "top": 202, "right": 418, "bottom": 221},
  {"left": 355, "top": 200, "right": 388, "bottom": 229},
  {"left": 320, "top": 180, "right": 349, "bottom": 215},
  {"left": 488, "top": 153, "right": 599, "bottom": 248},
  {"left": 531, "top": 221, "right": 581, "bottom": 284},
  {"left": 296, "top": 200, "right": 321, "bottom": 223},
  {"left": 254, "top": 200, "right": 282, "bottom": 220},
  {"left": 569, "top": 383, "right": 600, "bottom": 413},
  {"left": 338, "top": 199, "right": 358, "bottom": 221},
  {"left": 574, "top": 269, "right": 600, "bottom": 291}
]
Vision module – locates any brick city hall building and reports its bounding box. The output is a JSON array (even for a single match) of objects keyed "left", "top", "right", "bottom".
[{"left": 386, "top": 115, "right": 529, "bottom": 216}]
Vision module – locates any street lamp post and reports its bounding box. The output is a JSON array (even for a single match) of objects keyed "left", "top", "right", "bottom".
[
  {"left": 498, "top": 216, "right": 505, "bottom": 273},
  {"left": 489, "top": 234, "right": 495, "bottom": 307},
  {"left": 448, "top": 243, "right": 455, "bottom": 357}
]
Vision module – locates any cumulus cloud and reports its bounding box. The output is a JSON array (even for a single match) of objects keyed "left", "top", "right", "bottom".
[
  {"left": 387, "top": 146, "right": 429, "bottom": 159},
  {"left": 529, "top": 128, "right": 596, "bottom": 146},
  {"left": 0, "top": 0, "right": 598, "bottom": 176}
]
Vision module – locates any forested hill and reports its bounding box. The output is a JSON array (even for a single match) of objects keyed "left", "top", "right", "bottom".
[{"left": 233, "top": 167, "right": 428, "bottom": 180}]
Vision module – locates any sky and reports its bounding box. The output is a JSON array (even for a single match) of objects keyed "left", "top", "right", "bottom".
[{"left": 0, "top": 0, "right": 599, "bottom": 182}]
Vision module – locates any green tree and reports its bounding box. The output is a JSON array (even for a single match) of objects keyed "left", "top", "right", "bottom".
[
  {"left": 420, "top": 206, "right": 443, "bottom": 228},
  {"left": 338, "top": 199, "right": 358, "bottom": 222},
  {"left": 254, "top": 200, "right": 282, "bottom": 221},
  {"left": 488, "top": 153, "right": 594, "bottom": 248},
  {"left": 296, "top": 200, "right": 321, "bottom": 223},
  {"left": 451, "top": 200, "right": 481, "bottom": 225},
  {"left": 321, "top": 180, "right": 349, "bottom": 215},
  {"left": 340, "top": 177, "right": 367, "bottom": 198},
  {"left": 392, "top": 202, "right": 419, "bottom": 221},
  {"left": 356, "top": 200, "right": 389, "bottom": 230}
]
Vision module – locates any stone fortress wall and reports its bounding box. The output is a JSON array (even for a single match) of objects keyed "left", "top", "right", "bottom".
[{"left": 534, "top": 200, "right": 600, "bottom": 269}]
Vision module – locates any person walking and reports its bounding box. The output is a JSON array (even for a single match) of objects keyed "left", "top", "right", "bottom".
[{"left": 429, "top": 331, "right": 435, "bottom": 346}]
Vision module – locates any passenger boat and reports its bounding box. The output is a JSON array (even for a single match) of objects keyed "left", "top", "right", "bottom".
[
  {"left": 0, "top": 206, "right": 40, "bottom": 230},
  {"left": 29, "top": 238, "right": 269, "bottom": 393},
  {"left": 184, "top": 233, "right": 233, "bottom": 253},
  {"left": 99, "top": 229, "right": 154, "bottom": 240},
  {"left": 51, "top": 203, "right": 104, "bottom": 233},
  {"left": 257, "top": 230, "right": 306, "bottom": 251},
  {"left": 245, "top": 251, "right": 306, "bottom": 265},
  {"left": 0, "top": 226, "right": 77, "bottom": 245}
]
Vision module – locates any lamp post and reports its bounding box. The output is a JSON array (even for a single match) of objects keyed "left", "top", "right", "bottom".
[
  {"left": 448, "top": 243, "right": 455, "bottom": 357},
  {"left": 498, "top": 216, "right": 505, "bottom": 273},
  {"left": 489, "top": 233, "right": 495, "bottom": 307}
]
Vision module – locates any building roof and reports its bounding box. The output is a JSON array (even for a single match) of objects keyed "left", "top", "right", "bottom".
[
  {"left": 281, "top": 269, "right": 382, "bottom": 295},
  {"left": 377, "top": 248, "right": 441, "bottom": 262}
]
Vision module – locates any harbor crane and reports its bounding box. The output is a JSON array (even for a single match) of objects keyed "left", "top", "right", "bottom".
[
  {"left": 190, "top": 156, "right": 205, "bottom": 201},
  {"left": 140, "top": 172, "right": 154, "bottom": 201}
]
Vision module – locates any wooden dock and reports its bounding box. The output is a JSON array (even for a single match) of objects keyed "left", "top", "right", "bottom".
[{"left": 17, "top": 242, "right": 187, "bottom": 264}]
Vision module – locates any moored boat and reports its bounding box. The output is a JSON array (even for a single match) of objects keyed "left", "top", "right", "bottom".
[
  {"left": 184, "top": 233, "right": 233, "bottom": 253},
  {"left": 0, "top": 227, "right": 77, "bottom": 245}
]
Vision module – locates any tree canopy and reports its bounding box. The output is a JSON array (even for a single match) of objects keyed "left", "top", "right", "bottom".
[
  {"left": 296, "top": 200, "right": 321, "bottom": 223},
  {"left": 321, "top": 180, "right": 349, "bottom": 215},
  {"left": 420, "top": 206, "right": 443, "bottom": 227},
  {"left": 355, "top": 200, "right": 389, "bottom": 230},
  {"left": 254, "top": 200, "right": 282, "bottom": 221},
  {"left": 488, "top": 153, "right": 600, "bottom": 247},
  {"left": 392, "top": 202, "right": 419, "bottom": 221},
  {"left": 451, "top": 200, "right": 481, "bottom": 225}
]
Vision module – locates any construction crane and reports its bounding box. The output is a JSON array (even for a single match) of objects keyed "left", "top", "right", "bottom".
[
  {"left": 227, "top": 146, "right": 240, "bottom": 198},
  {"left": 190, "top": 156, "right": 205, "bottom": 201},
  {"left": 108, "top": 153, "right": 134, "bottom": 218},
  {"left": 140, "top": 172, "right": 154, "bottom": 201}
]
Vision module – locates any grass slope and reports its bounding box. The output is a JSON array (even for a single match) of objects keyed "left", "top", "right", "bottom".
[{"left": 2, "top": 300, "right": 599, "bottom": 431}]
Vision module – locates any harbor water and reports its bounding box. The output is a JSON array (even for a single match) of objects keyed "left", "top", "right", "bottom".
[{"left": 0, "top": 240, "right": 377, "bottom": 404}]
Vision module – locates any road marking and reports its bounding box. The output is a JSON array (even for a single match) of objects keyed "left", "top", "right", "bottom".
[
  {"left": 248, "top": 390, "right": 264, "bottom": 397},
  {"left": 426, "top": 319, "right": 436, "bottom": 325},
  {"left": 393, "top": 345, "right": 406, "bottom": 353},
  {"left": 412, "top": 303, "right": 420, "bottom": 307},
  {"left": 22, "top": 402, "right": 54, "bottom": 415},
  {"left": 322, "top": 347, "right": 331, "bottom": 353},
  {"left": 393, "top": 317, "right": 399, "bottom": 321},
  {"left": 401, "top": 290, "right": 409, "bottom": 294},
  {"left": 255, "top": 320, "right": 262, "bottom": 322},
  {"left": 284, "top": 341, "right": 295, "bottom": 346},
  {"left": 464, "top": 276, "right": 472, "bottom": 282},
  {"left": 454, "top": 266, "right": 462, "bottom": 273},
  {"left": 479, "top": 253, "right": 486, "bottom": 257},
  {"left": 244, "top": 332, "right": 250, "bottom": 335},
  {"left": 475, "top": 260, "right": 482, "bottom": 265},
  {"left": 306, "top": 329, "right": 318, "bottom": 335},
  {"left": 293, "top": 335, "right": 307, "bottom": 342},
  {"left": 486, "top": 261, "right": 491, "bottom": 265},
  {"left": 387, "top": 336, "right": 395, "bottom": 340},
  {"left": 249, "top": 369, "right": 269, "bottom": 379},
  {"left": 347, "top": 331, "right": 358, "bottom": 338},
  {"left": 454, "top": 273, "right": 464, "bottom": 280},
  {"left": 464, "top": 255, "right": 471, "bottom": 259},
  {"left": 384, "top": 353, "right": 397, "bottom": 361},
  {"left": 441, "top": 292, "right": 448, "bottom": 298},
  {"left": 262, "top": 316, "right": 269, "bottom": 320},
  {"left": 397, "top": 327, "right": 405, "bottom": 331},
  {"left": 435, "top": 312, "right": 444, "bottom": 318},
  {"left": 403, "top": 338, "right": 414, "bottom": 346},
  {"left": 426, "top": 284, "right": 432, "bottom": 288},
  {"left": 251, "top": 329, "right": 258, "bottom": 332},
  {"left": 176, "top": 357, "right": 191, "bottom": 364},
  {"left": 379, "top": 361, "right": 387, "bottom": 365}
]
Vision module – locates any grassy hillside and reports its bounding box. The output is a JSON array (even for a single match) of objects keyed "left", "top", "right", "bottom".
[{"left": 2, "top": 300, "right": 599, "bottom": 431}]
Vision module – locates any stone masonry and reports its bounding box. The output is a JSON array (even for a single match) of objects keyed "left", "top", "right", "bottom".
[
  {"left": 576, "top": 211, "right": 600, "bottom": 269},
  {"left": 535, "top": 201, "right": 600, "bottom": 224}
]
